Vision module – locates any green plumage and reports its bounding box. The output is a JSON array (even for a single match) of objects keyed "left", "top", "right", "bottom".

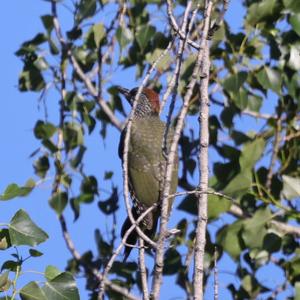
[
  {"left": 119, "top": 116, "right": 178, "bottom": 260},
  {"left": 117, "top": 85, "right": 178, "bottom": 261}
]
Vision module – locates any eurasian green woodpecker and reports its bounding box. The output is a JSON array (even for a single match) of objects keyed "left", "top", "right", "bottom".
[{"left": 117, "top": 86, "right": 178, "bottom": 261}]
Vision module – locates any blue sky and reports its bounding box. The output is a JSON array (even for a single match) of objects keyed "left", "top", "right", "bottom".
[{"left": 1, "top": 1, "right": 290, "bottom": 299}]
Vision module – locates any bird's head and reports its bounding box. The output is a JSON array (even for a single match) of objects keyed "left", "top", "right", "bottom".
[{"left": 117, "top": 86, "right": 160, "bottom": 117}]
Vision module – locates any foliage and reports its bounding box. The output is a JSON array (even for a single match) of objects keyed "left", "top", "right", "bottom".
[{"left": 1, "top": 0, "right": 300, "bottom": 299}]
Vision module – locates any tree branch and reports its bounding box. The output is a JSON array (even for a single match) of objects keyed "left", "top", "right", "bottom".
[
  {"left": 192, "top": 2, "right": 213, "bottom": 299},
  {"left": 166, "top": 0, "right": 201, "bottom": 50},
  {"left": 98, "top": 204, "right": 157, "bottom": 299},
  {"left": 151, "top": 1, "right": 213, "bottom": 298},
  {"left": 139, "top": 238, "right": 149, "bottom": 300}
]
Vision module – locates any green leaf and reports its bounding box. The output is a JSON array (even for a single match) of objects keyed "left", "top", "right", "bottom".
[
  {"left": 283, "top": 0, "right": 300, "bottom": 13},
  {"left": 70, "top": 146, "right": 86, "bottom": 168},
  {"left": 247, "top": 0, "right": 281, "bottom": 25},
  {"left": 76, "top": 0, "right": 97, "bottom": 23},
  {"left": 296, "top": 281, "right": 300, "bottom": 300},
  {"left": 34, "top": 120, "right": 57, "bottom": 140},
  {"left": 43, "top": 272, "right": 80, "bottom": 300},
  {"left": 223, "top": 72, "right": 248, "bottom": 93},
  {"left": 0, "top": 179, "right": 35, "bottom": 201},
  {"left": 282, "top": 175, "right": 300, "bottom": 200},
  {"left": 247, "top": 94, "right": 263, "bottom": 112},
  {"left": 217, "top": 220, "right": 244, "bottom": 260},
  {"left": 256, "top": 67, "right": 282, "bottom": 94},
  {"left": 208, "top": 194, "right": 231, "bottom": 219},
  {"left": 146, "top": 49, "right": 171, "bottom": 72},
  {"left": 41, "top": 15, "right": 54, "bottom": 34},
  {"left": 136, "top": 25, "right": 156, "bottom": 50},
  {"left": 116, "top": 26, "right": 133, "bottom": 49},
  {"left": 1, "top": 260, "right": 20, "bottom": 272},
  {"left": 45, "top": 265, "right": 61, "bottom": 281},
  {"left": 49, "top": 192, "right": 68, "bottom": 216},
  {"left": 29, "top": 249, "right": 43, "bottom": 257},
  {"left": 8, "top": 210, "right": 48, "bottom": 246},
  {"left": 223, "top": 169, "right": 252, "bottom": 198},
  {"left": 290, "top": 14, "right": 300, "bottom": 36},
  {"left": 18, "top": 67, "right": 46, "bottom": 92},
  {"left": 34, "top": 156, "right": 50, "bottom": 178},
  {"left": 63, "top": 122, "right": 84, "bottom": 151},
  {"left": 20, "top": 281, "right": 47, "bottom": 300},
  {"left": 239, "top": 138, "right": 265, "bottom": 170},
  {"left": 93, "top": 23, "right": 105, "bottom": 47},
  {"left": 242, "top": 208, "right": 271, "bottom": 249}
]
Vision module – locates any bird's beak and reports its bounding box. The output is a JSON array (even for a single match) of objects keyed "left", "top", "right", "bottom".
[{"left": 116, "top": 86, "right": 131, "bottom": 100}]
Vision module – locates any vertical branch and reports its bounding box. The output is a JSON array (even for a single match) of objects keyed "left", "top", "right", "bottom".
[
  {"left": 266, "top": 117, "right": 282, "bottom": 190},
  {"left": 151, "top": 2, "right": 214, "bottom": 299},
  {"left": 214, "top": 247, "right": 218, "bottom": 300},
  {"left": 139, "top": 238, "right": 149, "bottom": 300},
  {"left": 193, "top": 2, "right": 212, "bottom": 298}
]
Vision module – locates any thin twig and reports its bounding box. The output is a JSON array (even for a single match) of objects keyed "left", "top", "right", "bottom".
[
  {"left": 160, "top": 4, "right": 199, "bottom": 112},
  {"left": 69, "top": 55, "right": 123, "bottom": 130},
  {"left": 284, "top": 131, "right": 300, "bottom": 142},
  {"left": 166, "top": 0, "right": 201, "bottom": 50},
  {"left": 98, "top": 204, "right": 157, "bottom": 299},
  {"left": 242, "top": 109, "right": 274, "bottom": 120},
  {"left": 229, "top": 204, "right": 300, "bottom": 237},
  {"left": 214, "top": 247, "right": 218, "bottom": 300},
  {"left": 266, "top": 117, "right": 282, "bottom": 190},
  {"left": 139, "top": 238, "right": 149, "bottom": 300},
  {"left": 59, "top": 214, "right": 140, "bottom": 300},
  {"left": 52, "top": 0, "right": 123, "bottom": 131}
]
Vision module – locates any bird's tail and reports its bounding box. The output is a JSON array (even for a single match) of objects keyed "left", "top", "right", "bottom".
[{"left": 121, "top": 208, "right": 158, "bottom": 262}]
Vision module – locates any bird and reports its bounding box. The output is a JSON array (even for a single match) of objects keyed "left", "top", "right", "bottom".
[{"left": 117, "top": 86, "right": 178, "bottom": 261}]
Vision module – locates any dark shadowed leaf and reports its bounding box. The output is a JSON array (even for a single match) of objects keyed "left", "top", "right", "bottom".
[
  {"left": 29, "top": 249, "right": 43, "bottom": 257},
  {"left": 0, "top": 229, "right": 11, "bottom": 250},
  {"left": 34, "top": 120, "right": 56, "bottom": 140},
  {"left": 177, "top": 194, "right": 197, "bottom": 215},
  {"left": 263, "top": 232, "right": 281, "bottom": 253},
  {"left": 163, "top": 249, "right": 182, "bottom": 275}
]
